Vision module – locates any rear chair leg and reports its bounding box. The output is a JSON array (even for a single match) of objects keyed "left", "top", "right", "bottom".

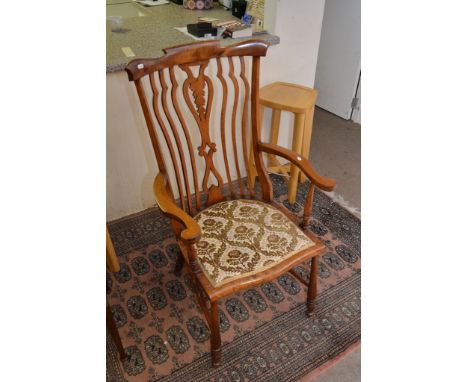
[
  {"left": 106, "top": 304, "right": 126, "bottom": 360},
  {"left": 210, "top": 301, "right": 222, "bottom": 367},
  {"left": 307, "top": 256, "right": 318, "bottom": 317}
]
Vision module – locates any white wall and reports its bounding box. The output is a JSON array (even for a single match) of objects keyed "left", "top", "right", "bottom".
[
  {"left": 261, "top": 0, "right": 325, "bottom": 87},
  {"left": 352, "top": 76, "right": 361, "bottom": 124},
  {"left": 106, "top": 0, "right": 326, "bottom": 221},
  {"left": 260, "top": 0, "right": 326, "bottom": 161},
  {"left": 107, "top": 71, "right": 158, "bottom": 221},
  {"left": 314, "top": 0, "right": 361, "bottom": 119}
]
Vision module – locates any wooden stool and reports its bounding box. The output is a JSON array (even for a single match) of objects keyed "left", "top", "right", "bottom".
[{"left": 247, "top": 82, "right": 318, "bottom": 204}]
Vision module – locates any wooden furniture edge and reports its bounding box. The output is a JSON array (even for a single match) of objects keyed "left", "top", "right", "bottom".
[
  {"left": 125, "top": 39, "right": 269, "bottom": 82},
  {"left": 188, "top": 240, "right": 327, "bottom": 302},
  {"left": 106, "top": 226, "right": 120, "bottom": 273},
  {"left": 262, "top": 81, "right": 319, "bottom": 93},
  {"left": 124, "top": 39, "right": 330, "bottom": 367},
  {"left": 258, "top": 142, "right": 337, "bottom": 191},
  {"left": 259, "top": 82, "right": 318, "bottom": 113},
  {"left": 153, "top": 172, "right": 201, "bottom": 243}
]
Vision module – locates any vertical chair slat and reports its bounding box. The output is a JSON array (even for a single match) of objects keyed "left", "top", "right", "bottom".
[
  {"left": 216, "top": 58, "right": 235, "bottom": 198},
  {"left": 205, "top": 74, "right": 214, "bottom": 129},
  {"left": 169, "top": 66, "right": 201, "bottom": 212},
  {"left": 239, "top": 57, "right": 253, "bottom": 197},
  {"left": 134, "top": 79, "right": 167, "bottom": 174},
  {"left": 149, "top": 73, "right": 186, "bottom": 211},
  {"left": 228, "top": 57, "right": 244, "bottom": 197},
  {"left": 251, "top": 57, "right": 273, "bottom": 201},
  {"left": 159, "top": 69, "right": 193, "bottom": 215}
]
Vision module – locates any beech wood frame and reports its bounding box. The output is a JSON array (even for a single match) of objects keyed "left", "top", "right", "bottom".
[{"left": 125, "top": 40, "right": 336, "bottom": 367}]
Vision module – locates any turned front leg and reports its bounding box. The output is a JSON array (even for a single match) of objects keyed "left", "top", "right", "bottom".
[
  {"left": 210, "top": 301, "right": 222, "bottom": 367},
  {"left": 307, "top": 256, "right": 318, "bottom": 316}
]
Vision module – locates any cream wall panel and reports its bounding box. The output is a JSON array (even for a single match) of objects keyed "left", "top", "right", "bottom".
[{"left": 107, "top": 71, "right": 159, "bottom": 221}]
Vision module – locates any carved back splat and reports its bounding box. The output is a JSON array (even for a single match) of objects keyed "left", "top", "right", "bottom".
[
  {"left": 126, "top": 40, "right": 271, "bottom": 215},
  {"left": 180, "top": 62, "right": 224, "bottom": 206}
]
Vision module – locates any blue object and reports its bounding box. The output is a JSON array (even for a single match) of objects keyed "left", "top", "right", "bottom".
[{"left": 242, "top": 14, "right": 253, "bottom": 24}]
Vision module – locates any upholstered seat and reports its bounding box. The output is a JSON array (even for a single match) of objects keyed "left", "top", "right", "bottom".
[{"left": 194, "top": 199, "right": 316, "bottom": 287}]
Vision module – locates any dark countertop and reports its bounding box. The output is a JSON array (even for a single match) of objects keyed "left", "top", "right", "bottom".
[{"left": 106, "top": 2, "right": 280, "bottom": 73}]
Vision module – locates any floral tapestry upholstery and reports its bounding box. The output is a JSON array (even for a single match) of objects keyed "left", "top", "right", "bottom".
[{"left": 193, "top": 199, "right": 315, "bottom": 287}]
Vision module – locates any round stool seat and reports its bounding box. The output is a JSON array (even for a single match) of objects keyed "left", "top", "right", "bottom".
[{"left": 260, "top": 82, "right": 317, "bottom": 114}]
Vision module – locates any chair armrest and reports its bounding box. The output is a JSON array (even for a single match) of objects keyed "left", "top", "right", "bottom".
[
  {"left": 153, "top": 172, "right": 201, "bottom": 243},
  {"left": 257, "top": 142, "right": 337, "bottom": 191}
]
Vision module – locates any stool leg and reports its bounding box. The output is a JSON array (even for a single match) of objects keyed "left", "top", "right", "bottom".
[
  {"left": 288, "top": 112, "right": 305, "bottom": 204},
  {"left": 300, "top": 106, "right": 315, "bottom": 183},
  {"left": 247, "top": 105, "right": 264, "bottom": 191},
  {"left": 268, "top": 109, "right": 282, "bottom": 167}
]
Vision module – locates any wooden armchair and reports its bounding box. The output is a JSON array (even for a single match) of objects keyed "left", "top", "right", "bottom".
[{"left": 125, "top": 40, "right": 336, "bottom": 367}]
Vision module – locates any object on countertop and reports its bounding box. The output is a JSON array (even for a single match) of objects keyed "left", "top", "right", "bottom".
[
  {"left": 174, "top": 26, "right": 217, "bottom": 41},
  {"left": 183, "top": 0, "right": 213, "bottom": 10},
  {"left": 219, "top": 0, "right": 232, "bottom": 9},
  {"left": 224, "top": 23, "right": 252, "bottom": 38},
  {"left": 232, "top": 0, "right": 247, "bottom": 19},
  {"left": 169, "top": 0, "right": 183, "bottom": 4},
  {"left": 121, "top": 47, "right": 136, "bottom": 58},
  {"left": 107, "top": 16, "right": 123, "bottom": 32},
  {"left": 187, "top": 21, "right": 218, "bottom": 38},
  {"left": 198, "top": 16, "right": 219, "bottom": 23},
  {"left": 246, "top": 0, "right": 265, "bottom": 30},
  {"left": 241, "top": 13, "right": 253, "bottom": 25},
  {"left": 137, "top": 0, "right": 169, "bottom": 6},
  {"left": 215, "top": 19, "right": 252, "bottom": 38}
]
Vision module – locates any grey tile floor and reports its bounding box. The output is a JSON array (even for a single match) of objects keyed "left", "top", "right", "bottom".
[
  {"left": 312, "top": 348, "right": 361, "bottom": 382},
  {"left": 307, "top": 107, "right": 361, "bottom": 381},
  {"left": 309, "top": 108, "right": 361, "bottom": 212}
]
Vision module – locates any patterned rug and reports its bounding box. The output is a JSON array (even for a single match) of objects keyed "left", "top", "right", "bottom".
[{"left": 106, "top": 175, "right": 361, "bottom": 382}]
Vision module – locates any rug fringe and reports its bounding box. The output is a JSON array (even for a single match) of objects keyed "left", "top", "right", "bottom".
[
  {"left": 323, "top": 191, "right": 361, "bottom": 218},
  {"left": 298, "top": 340, "right": 361, "bottom": 382}
]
